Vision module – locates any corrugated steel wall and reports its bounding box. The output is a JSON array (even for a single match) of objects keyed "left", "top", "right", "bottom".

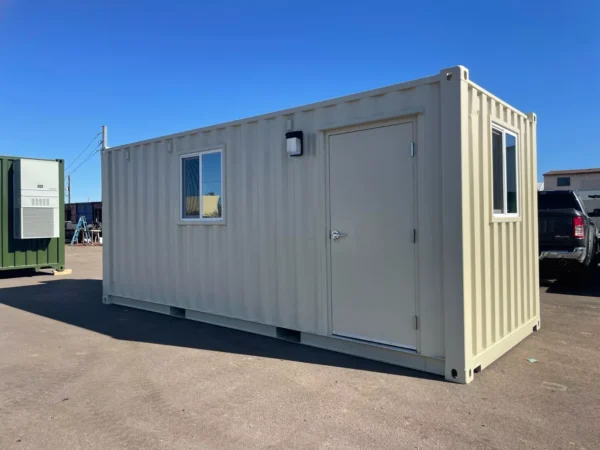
[
  {"left": 103, "top": 67, "right": 539, "bottom": 380},
  {"left": 104, "top": 116, "right": 327, "bottom": 334},
  {"left": 463, "top": 81, "right": 539, "bottom": 361},
  {"left": 102, "top": 76, "right": 444, "bottom": 341}
]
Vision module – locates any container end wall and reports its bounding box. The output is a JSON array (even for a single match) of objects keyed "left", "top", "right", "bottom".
[{"left": 462, "top": 80, "right": 540, "bottom": 375}]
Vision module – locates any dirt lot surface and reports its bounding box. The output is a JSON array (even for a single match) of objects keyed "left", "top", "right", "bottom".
[{"left": 1, "top": 247, "right": 599, "bottom": 449}]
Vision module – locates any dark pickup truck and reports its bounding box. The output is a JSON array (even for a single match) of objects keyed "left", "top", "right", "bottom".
[{"left": 538, "top": 190, "right": 600, "bottom": 275}]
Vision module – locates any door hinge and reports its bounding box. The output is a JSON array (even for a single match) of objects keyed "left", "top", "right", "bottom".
[
  {"left": 413, "top": 316, "right": 419, "bottom": 330},
  {"left": 410, "top": 142, "right": 415, "bottom": 157},
  {"left": 412, "top": 229, "right": 417, "bottom": 243}
]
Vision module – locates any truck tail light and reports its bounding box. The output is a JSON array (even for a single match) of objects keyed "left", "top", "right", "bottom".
[{"left": 573, "top": 216, "right": 584, "bottom": 238}]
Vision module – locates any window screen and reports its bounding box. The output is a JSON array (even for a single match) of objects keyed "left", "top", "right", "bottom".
[
  {"left": 492, "top": 126, "right": 519, "bottom": 216},
  {"left": 201, "top": 152, "right": 223, "bottom": 219},
  {"left": 506, "top": 133, "right": 517, "bottom": 214},
  {"left": 492, "top": 129, "right": 505, "bottom": 213},
  {"left": 182, "top": 156, "right": 200, "bottom": 218},
  {"left": 181, "top": 150, "right": 224, "bottom": 221}
]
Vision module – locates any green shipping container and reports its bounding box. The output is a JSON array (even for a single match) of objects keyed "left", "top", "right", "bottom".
[{"left": 0, "top": 156, "right": 65, "bottom": 272}]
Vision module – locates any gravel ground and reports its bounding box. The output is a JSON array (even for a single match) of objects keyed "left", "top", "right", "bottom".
[{"left": 0, "top": 246, "right": 599, "bottom": 449}]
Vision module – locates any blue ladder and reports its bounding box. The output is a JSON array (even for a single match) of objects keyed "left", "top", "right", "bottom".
[{"left": 70, "top": 216, "right": 91, "bottom": 246}]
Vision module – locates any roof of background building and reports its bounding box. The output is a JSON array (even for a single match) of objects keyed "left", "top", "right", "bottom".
[{"left": 544, "top": 168, "right": 600, "bottom": 176}]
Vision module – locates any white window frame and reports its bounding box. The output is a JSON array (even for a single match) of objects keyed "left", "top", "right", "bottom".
[
  {"left": 492, "top": 124, "right": 519, "bottom": 218},
  {"left": 179, "top": 148, "right": 225, "bottom": 223}
]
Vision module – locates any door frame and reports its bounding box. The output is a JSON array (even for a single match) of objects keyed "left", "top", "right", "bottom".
[{"left": 323, "top": 116, "right": 421, "bottom": 353}]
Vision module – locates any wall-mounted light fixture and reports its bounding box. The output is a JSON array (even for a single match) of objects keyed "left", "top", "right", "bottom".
[{"left": 285, "top": 130, "right": 303, "bottom": 157}]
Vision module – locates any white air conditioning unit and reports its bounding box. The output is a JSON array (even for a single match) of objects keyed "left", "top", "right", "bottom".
[{"left": 13, "top": 159, "right": 60, "bottom": 239}]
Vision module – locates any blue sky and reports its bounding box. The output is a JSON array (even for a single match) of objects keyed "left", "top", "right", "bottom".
[{"left": 1, "top": 0, "right": 598, "bottom": 202}]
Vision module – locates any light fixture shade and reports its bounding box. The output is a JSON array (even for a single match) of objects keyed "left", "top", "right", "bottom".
[{"left": 285, "top": 130, "right": 303, "bottom": 157}]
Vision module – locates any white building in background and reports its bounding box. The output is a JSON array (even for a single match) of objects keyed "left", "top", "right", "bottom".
[
  {"left": 543, "top": 168, "right": 600, "bottom": 218},
  {"left": 543, "top": 168, "right": 600, "bottom": 190}
]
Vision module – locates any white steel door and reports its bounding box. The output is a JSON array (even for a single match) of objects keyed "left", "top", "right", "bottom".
[{"left": 329, "top": 122, "right": 417, "bottom": 350}]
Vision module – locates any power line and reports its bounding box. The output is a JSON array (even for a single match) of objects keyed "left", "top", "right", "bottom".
[
  {"left": 69, "top": 144, "right": 101, "bottom": 175},
  {"left": 66, "top": 132, "right": 101, "bottom": 171}
]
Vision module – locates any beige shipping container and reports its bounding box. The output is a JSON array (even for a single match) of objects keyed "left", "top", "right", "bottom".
[{"left": 102, "top": 66, "right": 539, "bottom": 383}]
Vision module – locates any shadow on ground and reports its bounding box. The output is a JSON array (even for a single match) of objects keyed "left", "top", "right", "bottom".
[
  {"left": 0, "top": 269, "right": 50, "bottom": 280},
  {"left": 540, "top": 266, "right": 600, "bottom": 297},
  {"left": 0, "top": 278, "right": 440, "bottom": 381},
  {"left": 541, "top": 278, "right": 600, "bottom": 296}
]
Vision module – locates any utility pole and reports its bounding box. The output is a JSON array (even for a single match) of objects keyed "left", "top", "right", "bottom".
[
  {"left": 67, "top": 175, "right": 71, "bottom": 204},
  {"left": 102, "top": 125, "right": 108, "bottom": 151}
]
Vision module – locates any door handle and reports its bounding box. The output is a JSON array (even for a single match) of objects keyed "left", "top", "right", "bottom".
[{"left": 331, "top": 230, "right": 347, "bottom": 240}]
